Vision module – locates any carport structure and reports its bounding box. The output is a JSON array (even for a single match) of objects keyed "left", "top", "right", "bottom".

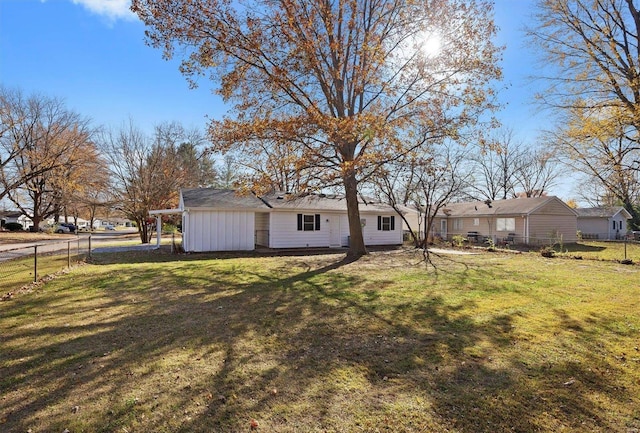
[{"left": 148, "top": 208, "right": 181, "bottom": 249}]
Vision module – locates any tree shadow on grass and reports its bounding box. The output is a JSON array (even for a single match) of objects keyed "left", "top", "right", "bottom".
[{"left": 1, "top": 253, "right": 636, "bottom": 432}]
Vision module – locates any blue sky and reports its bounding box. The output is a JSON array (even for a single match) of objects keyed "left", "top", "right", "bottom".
[{"left": 0, "top": 0, "right": 569, "bottom": 196}]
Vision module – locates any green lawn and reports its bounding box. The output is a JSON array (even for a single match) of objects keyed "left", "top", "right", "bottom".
[
  {"left": 1, "top": 249, "right": 639, "bottom": 432},
  {"left": 554, "top": 240, "right": 640, "bottom": 262}
]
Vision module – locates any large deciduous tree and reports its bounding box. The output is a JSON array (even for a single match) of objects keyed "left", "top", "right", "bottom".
[
  {"left": 529, "top": 0, "right": 640, "bottom": 227},
  {"left": 132, "top": 0, "right": 502, "bottom": 257},
  {"left": 1, "top": 87, "right": 95, "bottom": 230},
  {"left": 0, "top": 87, "right": 91, "bottom": 206}
]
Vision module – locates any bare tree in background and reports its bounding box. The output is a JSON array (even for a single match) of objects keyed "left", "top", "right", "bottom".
[
  {"left": 465, "top": 128, "right": 522, "bottom": 201},
  {"left": 466, "top": 128, "right": 561, "bottom": 201},
  {"left": 101, "top": 121, "right": 194, "bottom": 243},
  {"left": 373, "top": 140, "right": 470, "bottom": 248},
  {"left": 529, "top": 0, "right": 640, "bottom": 227}
]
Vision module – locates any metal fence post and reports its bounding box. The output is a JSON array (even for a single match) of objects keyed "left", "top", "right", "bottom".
[
  {"left": 67, "top": 241, "right": 71, "bottom": 268},
  {"left": 34, "top": 245, "right": 38, "bottom": 282},
  {"left": 88, "top": 234, "right": 92, "bottom": 259}
]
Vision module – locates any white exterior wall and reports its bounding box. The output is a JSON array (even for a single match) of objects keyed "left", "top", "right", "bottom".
[
  {"left": 361, "top": 213, "right": 403, "bottom": 245},
  {"left": 268, "top": 211, "right": 331, "bottom": 248},
  {"left": 267, "top": 211, "right": 402, "bottom": 248},
  {"left": 183, "top": 209, "right": 255, "bottom": 252},
  {"left": 610, "top": 214, "right": 628, "bottom": 239}
]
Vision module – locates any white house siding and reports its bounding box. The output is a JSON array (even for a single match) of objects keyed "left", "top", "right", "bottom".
[
  {"left": 184, "top": 210, "right": 255, "bottom": 252},
  {"left": 361, "top": 213, "right": 403, "bottom": 246},
  {"left": 610, "top": 214, "right": 628, "bottom": 239},
  {"left": 255, "top": 212, "right": 270, "bottom": 246},
  {"left": 266, "top": 211, "right": 402, "bottom": 248},
  {"left": 268, "top": 211, "right": 331, "bottom": 248}
]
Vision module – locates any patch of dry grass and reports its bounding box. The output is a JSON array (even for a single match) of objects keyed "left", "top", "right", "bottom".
[{"left": 1, "top": 249, "right": 639, "bottom": 432}]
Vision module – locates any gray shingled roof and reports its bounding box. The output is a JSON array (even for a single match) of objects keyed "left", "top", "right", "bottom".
[
  {"left": 180, "top": 189, "right": 396, "bottom": 213},
  {"left": 437, "top": 196, "right": 573, "bottom": 217},
  {"left": 575, "top": 206, "right": 629, "bottom": 218},
  {"left": 0, "top": 210, "right": 22, "bottom": 218},
  {"left": 261, "top": 192, "right": 393, "bottom": 213},
  {"left": 181, "top": 189, "right": 269, "bottom": 210}
]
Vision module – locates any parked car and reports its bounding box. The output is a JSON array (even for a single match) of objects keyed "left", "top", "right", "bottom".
[
  {"left": 52, "top": 224, "right": 71, "bottom": 234},
  {"left": 104, "top": 224, "right": 116, "bottom": 230},
  {"left": 60, "top": 222, "right": 77, "bottom": 233}
]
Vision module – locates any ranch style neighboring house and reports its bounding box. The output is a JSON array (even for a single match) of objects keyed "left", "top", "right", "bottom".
[
  {"left": 0, "top": 211, "right": 22, "bottom": 228},
  {"left": 432, "top": 196, "right": 578, "bottom": 245},
  {"left": 575, "top": 206, "right": 632, "bottom": 240},
  {"left": 0, "top": 211, "right": 33, "bottom": 230},
  {"left": 171, "top": 188, "right": 403, "bottom": 252}
]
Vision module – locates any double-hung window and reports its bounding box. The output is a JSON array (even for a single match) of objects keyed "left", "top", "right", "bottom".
[
  {"left": 297, "top": 214, "right": 321, "bottom": 231},
  {"left": 377, "top": 215, "right": 395, "bottom": 231}
]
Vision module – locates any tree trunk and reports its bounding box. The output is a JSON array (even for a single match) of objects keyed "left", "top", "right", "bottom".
[
  {"left": 343, "top": 169, "right": 367, "bottom": 257},
  {"left": 136, "top": 216, "right": 149, "bottom": 243}
]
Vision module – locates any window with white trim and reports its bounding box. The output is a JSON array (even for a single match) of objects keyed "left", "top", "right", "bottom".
[
  {"left": 453, "top": 218, "right": 463, "bottom": 230},
  {"left": 473, "top": 218, "right": 479, "bottom": 226},
  {"left": 496, "top": 217, "right": 515, "bottom": 232}
]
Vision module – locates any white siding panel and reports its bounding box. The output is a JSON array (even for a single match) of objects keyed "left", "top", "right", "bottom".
[
  {"left": 184, "top": 210, "right": 255, "bottom": 252},
  {"left": 362, "top": 214, "right": 403, "bottom": 245},
  {"left": 269, "top": 211, "right": 330, "bottom": 248}
]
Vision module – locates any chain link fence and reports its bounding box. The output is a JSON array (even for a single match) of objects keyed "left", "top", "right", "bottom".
[{"left": 0, "top": 237, "right": 91, "bottom": 294}]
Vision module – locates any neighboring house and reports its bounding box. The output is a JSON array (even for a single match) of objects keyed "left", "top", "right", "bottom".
[
  {"left": 575, "top": 206, "right": 632, "bottom": 240},
  {"left": 163, "top": 188, "right": 403, "bottom": 252},
  {"left": 432, "top": 196, "right": 578, "bottom": 245},
  {"left": 0, "top": 211, "right": 22, "bottom": 228},
  {"left": 0, "top": 211, "right": 34, "bottom": 230}
]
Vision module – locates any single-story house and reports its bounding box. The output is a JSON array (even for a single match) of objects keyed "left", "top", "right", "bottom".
[
  {"left": 1, "top": 211, "right": 22, "bottom": 228},
  {"left": 575, "top": 206, "right": 632, "bottom": 240},
  {"left": 432, "top": 196, "right": 578, "bottom": 245},
  {"left": 156, "top": 188, "right": 403, "bottom": 252},
  {"left": 0, "top": 211, "right": 33, "bottom": 230}
]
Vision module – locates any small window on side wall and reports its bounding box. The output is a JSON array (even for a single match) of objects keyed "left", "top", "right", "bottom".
[
  {"left": 297, "top": 214, "right": 321, "bottom": 231},
  {"left": 377, "top": 215, "right": 395, "bottom": 231}
]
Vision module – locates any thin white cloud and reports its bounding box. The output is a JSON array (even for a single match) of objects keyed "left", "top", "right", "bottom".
[{"left": 71, "top": 0, "right": 137, "bottom": 21}]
